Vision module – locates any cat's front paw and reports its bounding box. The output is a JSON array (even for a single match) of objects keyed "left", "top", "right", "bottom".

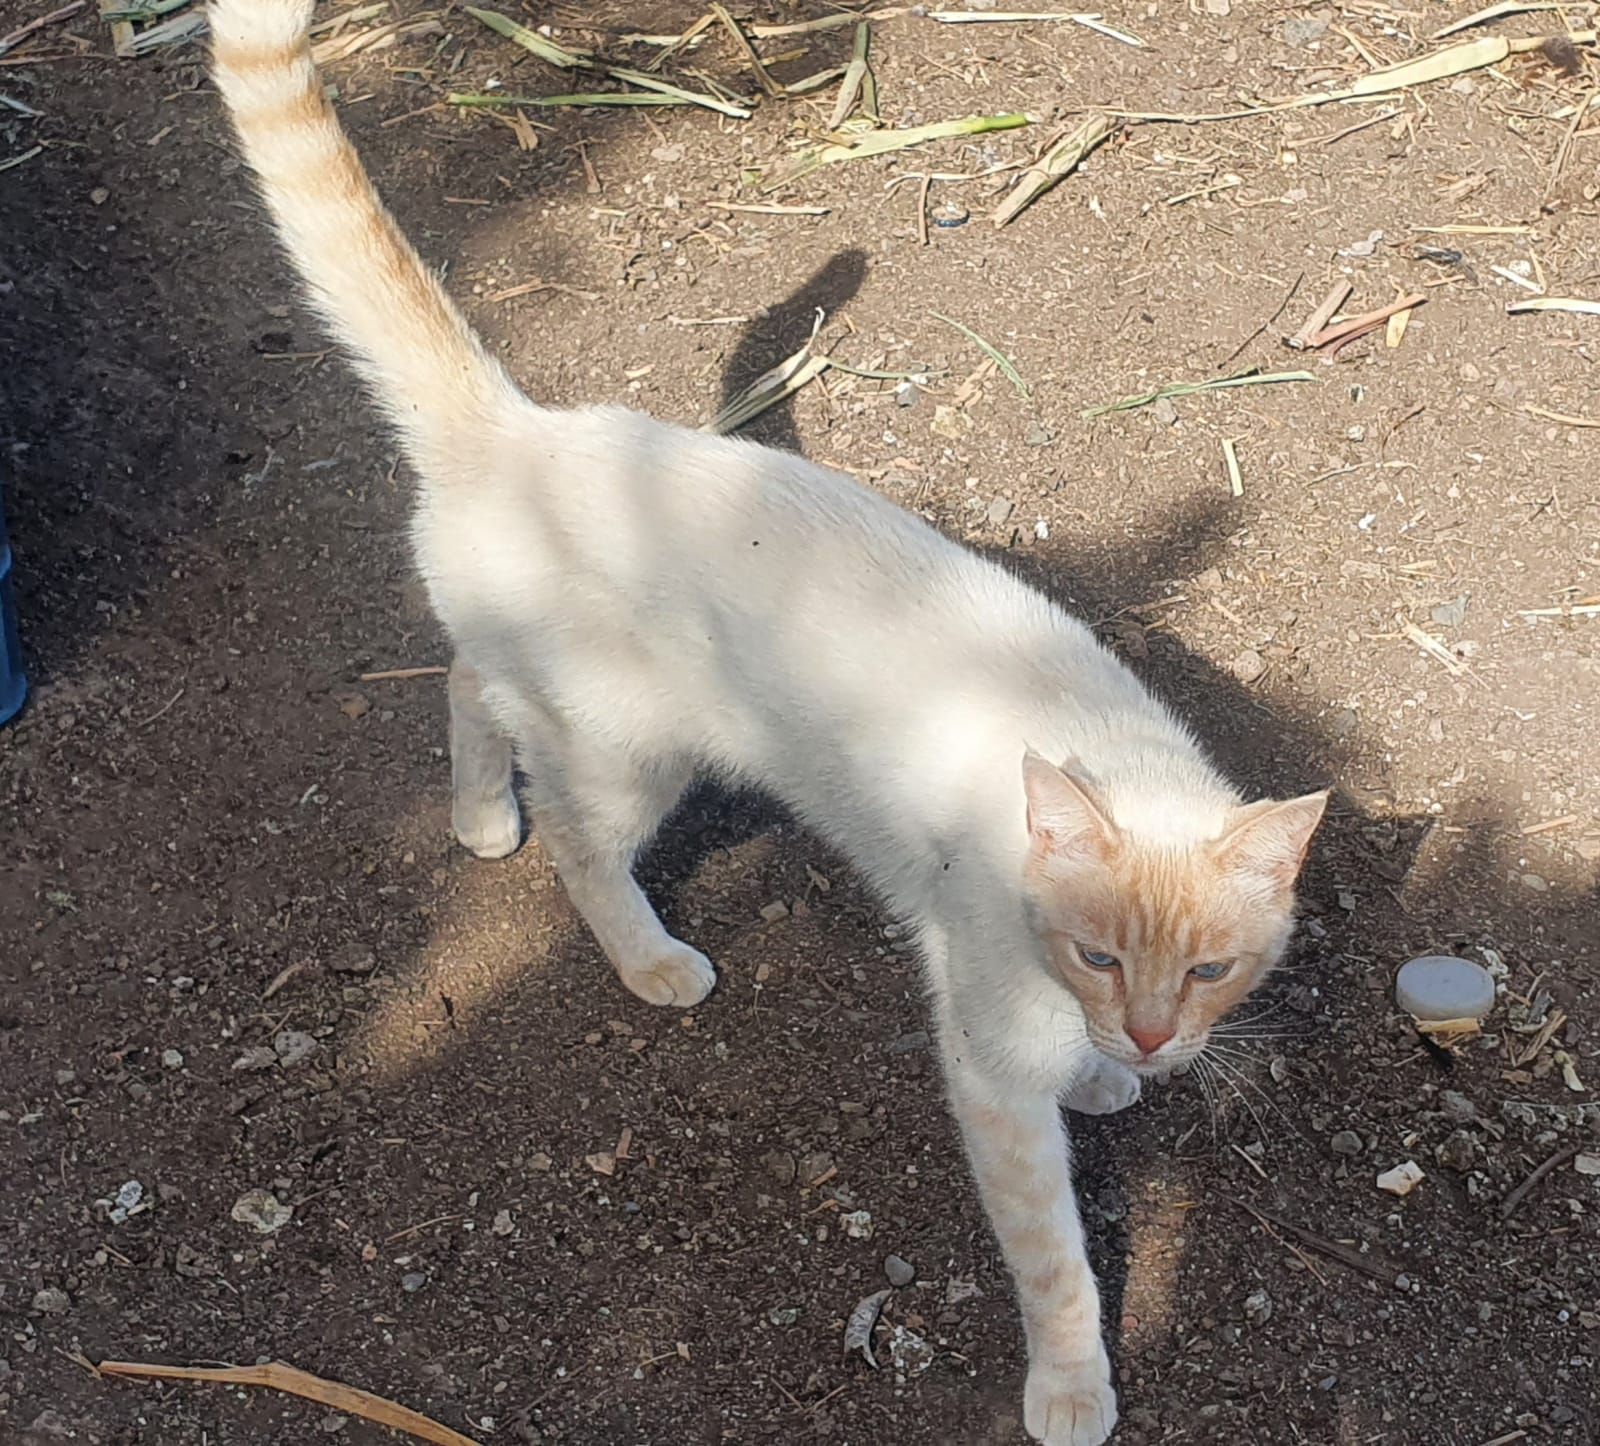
[
  {"left": 1024, "top": 1356, "right": 1118, "bottom": 1446},
  {"left": 1062, "top": 1053, "right": 1141, "bottom": 1116},
  {"left": 617, "top": 940, "right": 716, "bottom": 1008},
  {"left": 453, "top": 787, "right": 523, "bottom": 860}
]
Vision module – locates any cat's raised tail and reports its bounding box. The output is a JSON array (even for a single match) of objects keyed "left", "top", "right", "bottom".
[{"left": 209, "top": 0, "right": 519, "bottom": 471}]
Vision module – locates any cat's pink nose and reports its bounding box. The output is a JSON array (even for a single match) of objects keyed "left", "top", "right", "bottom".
[{"left": 1126, "top": 1025, "right": 1175, "bottom": 1057}]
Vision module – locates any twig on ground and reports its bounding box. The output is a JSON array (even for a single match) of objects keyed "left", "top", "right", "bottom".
[
  {"left": 97, "top": 1359, "right": 481, "bottom": 1446},
  {"left": 0, "top": 0, "right": 84, "bottom": 57},
  {"left": 1234, "top": 1200, "right": 1402, "bottom": 1285},
  {"left": 1500, "top": 1144, "right": 1582, "bottom": 1218},
  {"left": 1288, "top": 280, "right": 1353, "bottom": 349},
  {"left": 1219, "top": 270, "right": 1303, "bottom": 365},
  {"left": 358, "top": 666, "right": 448, "bottom": 682}
]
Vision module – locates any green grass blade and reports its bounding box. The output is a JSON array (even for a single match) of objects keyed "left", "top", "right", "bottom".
[
  {"left": 929, "top": 311, "right": 1031, "bottom": 398},
  {"left": 464, "top": 7, "right": 588, "bottom": 67},
  {"left": 1080, "top": 368, "right": 1314, "bottom": 419}
]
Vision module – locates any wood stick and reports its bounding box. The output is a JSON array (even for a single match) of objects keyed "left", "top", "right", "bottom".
[
  {"left": 358, "top": 665, "right": 447, "bottom": 682},
  {"left": 0, "top": 0, "right": 84, "bottom": 58},
  {"left": 1500, "top": 1144, "right": 1581, "bottom": 1219},
  {"left": 1235, "top": 1200, "right": 1402, "bottom": 1285},
  {"left": 1288, "top": 279, "right": 1352, "bottom": 349},
  {"left": 97, "top": 1359, "right": 480, "bottom": 1446}
]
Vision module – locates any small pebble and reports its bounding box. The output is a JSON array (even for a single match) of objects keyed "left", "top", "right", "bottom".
[
  {"left": 1438, "top": 1130, "right": 1477, "bottom": 1172},
  {"left": 31, "top": 1286, "right": 70, "bottom": 1315},
  {"left": 1243, "top": 1289, "right": 1273, "bottom": 1326},
  {"left": 987, "top": 497, "right": 1014, "bottom": 525},
  {"left": 930, "top": 201, "right": 969, "bottom": 228},
  {"left": 1152, "top": 395, "right": 1179, "bottom": 426},
  {"left": 231, "top": 1188, "right": 293, "bottom": 1234},
  {"left": 885, "top": 1253, "right": 915, "bottom": 1287},
  {"left": 161, "top": 1048, "right": 184, "bottom": 1070},
  {"left": 1395, "top": 955, "right": 1495, "bottom": 1022},
  {"left": 1330, "top": 1130, "right": 1364, "bottom": 1157},
  {"left": 1376, "top": 1160, "right": 1425, "bottom": 1197},
  {"left": 841, "top": 1210, "right": 875, "bottom": 1240},
  {"left": 1230, "top": 648, "right": 1267, "bottom": 685},
  {"left": 491, "top": 1210, "right": 514, "bottom": 1236},
  {"left": 274, "top": 1029, "right": 317, "bottom": 1066},
  {"left": 1439, "top": 1090, "right": 1476, "bottom": 1124},
  {"left": 402, "top": 1272, "right": 428, "bottom": 1293}
]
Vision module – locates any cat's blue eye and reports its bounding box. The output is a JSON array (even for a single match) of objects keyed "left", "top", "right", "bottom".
[
  {"left": 1079, "top": 948, "right": 1121, "bottom": 971},
  {"left": 1190, "top": 961, "right": 1232, "bottom": 982}
]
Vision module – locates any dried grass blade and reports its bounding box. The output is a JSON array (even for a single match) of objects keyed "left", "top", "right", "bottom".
[
  {"left": 710, "top": 2, "right": 784, "bottom": 97},
  {"left": 829, "top": 23, "right": 872, "bottom": 129},
  {"left": 1328, "top": 30, "right": 1595, "bottom": 99},
  {"left": 708, "top": 345, "right": 832, "bottom": 434},
  {"left": 929, "top": 311, "right": 1030, "bottom": 397},
  {"left": 1432, "top": 0, "right": 1573, "bottom": 39},
  {"left": 604, "top": 65, "right": 751, "bottom": 117},
  {"left": 448, "top": 90, "right": 686, "bottom": 109},
  {"left": 1081, "top": 368, "right": 1313, "bottom": 420},
  {"left": 929, "top": 9, "right": 1146, "bottom": 45},
  {"left": 97, "top": 1359, "right": 480, "bottom": 1446},
  {"left": 991, "top": 112, "right": 1116, "bottom": 225},
  {"left": 463, "top": 6, "right": 587, "bottom": 67},
  {"left": 758, "top": 112, "right": 1030, "bottom": 193},
  {"left": 749, "top": 8, "right": 909, "bottom": 39},
  {"left": 1507, "top": 296, "right": 1600, "bottom": 316}
]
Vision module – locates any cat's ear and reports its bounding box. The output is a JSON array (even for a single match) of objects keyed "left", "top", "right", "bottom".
[
  {"left": 1021, "top": 749, "right": 1118, "bottom": 865},
  {"left": 1214, "top": 790, "right": 1329, "bottom": 890}
]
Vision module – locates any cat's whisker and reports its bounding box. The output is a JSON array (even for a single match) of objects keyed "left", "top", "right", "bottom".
[
  {"left": 1202, "top": 1047, "right": 1301, "bottom": 1140},
  {"left": 1188, "top": 1059, "right": 1221, "bottom": 1140},
  {"left": 1199, "top": 1051, "right": 1273, "bottom": 1146},
  {"left": 1219, "top": 1004, "right": 1292, "bottom": 1029}
]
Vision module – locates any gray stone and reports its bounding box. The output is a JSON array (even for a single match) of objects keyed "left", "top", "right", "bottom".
[
  {"left": 1230, "top": 648, "right": 1267, "bottom": 685},
  {"left": 762, "top": 1150, "right": 797, "bottom": 1185},
  {"left": 885, "top": 1254, "right": 915, "bottom": 1287},
  {"left": 1243, "top": 1289, "right": 1273, "bottom": 1326},
  {"left": 1439, "top": 1130, "right": 1477, "bottom": 1172},
  {"left": 1152, "top": 395, "right": 1179, "bottom": 426},
  {"left": 987, "top": 497, "right": 1014, "bottom": 526},
  {"left": 1330, "top": 1130, "right": 1364, "bottom": 1157},
  {"left": 1395, "top": 955, "right": 1495, "bottom": 1021},
  {"left": 402, "top": 1272, "right": 428, "bottom": 1293},
  {"left": 31, "top": 1286, "right": 70, "bottom": 1315},
  {"left": 231, "top": 1187, "right": 293, "bottom": 1234},
  {"left": 274, "top": 1029, "right": 318, "bottom": 1066},
  {"left": 1439, "top": 1090, "right": 1476, "bottom": 1124},
  {"left": 1283, "top": 14, "right": 1328, "bottom": 45}
]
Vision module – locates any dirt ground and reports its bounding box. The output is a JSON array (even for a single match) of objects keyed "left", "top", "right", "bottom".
[{"left": 2, "top": 2, "right": 1598, "bottom": 1443}]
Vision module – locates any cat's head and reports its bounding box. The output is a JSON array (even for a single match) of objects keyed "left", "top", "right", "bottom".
[{"left": 1019, "top": 750, "right": 1327, "bottom": 1073}]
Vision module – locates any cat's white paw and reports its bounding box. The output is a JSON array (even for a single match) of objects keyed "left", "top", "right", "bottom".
[
  {"left": 453, "top": 788, "right": 523, "bottom": 859},
  {"left": 1063, "top": 1053, "right": 1141, "bottom": 1116},
  {"left": 1024, "top": 1357, "right": 1118, "bottom": 1446},
  {"left": 618, "top": 941, "right": 716, "bottom": 1008}
]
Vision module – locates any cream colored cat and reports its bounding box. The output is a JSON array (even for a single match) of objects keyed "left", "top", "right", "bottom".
[{"left": 211, "top": 5, "right": 1327, "bottom": 1440}]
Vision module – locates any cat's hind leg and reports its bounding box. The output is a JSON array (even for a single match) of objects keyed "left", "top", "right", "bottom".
[
  {"left": 449, "top": 658, "right": 523, "bottom": 859},
  {"left": 515, "top": 717, "right": 712, "bottom": 1008}
]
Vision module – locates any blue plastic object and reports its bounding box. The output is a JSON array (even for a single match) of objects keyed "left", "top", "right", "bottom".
[{"left": 0, "top": 478, "right": 25, "bottom": 725}]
